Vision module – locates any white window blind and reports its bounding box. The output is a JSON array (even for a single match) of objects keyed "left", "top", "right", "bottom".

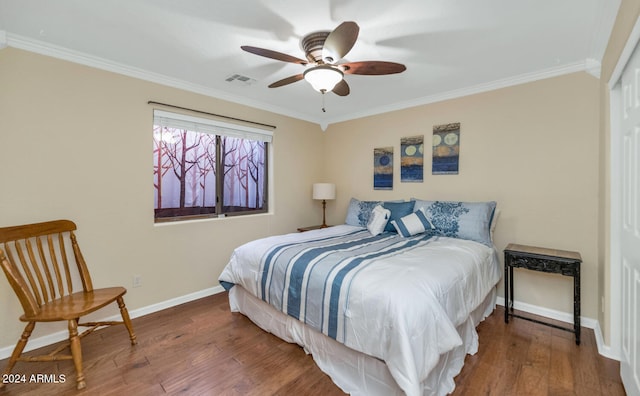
[{"left": 153, "top": 110, "right": 273, "bottom": 143}]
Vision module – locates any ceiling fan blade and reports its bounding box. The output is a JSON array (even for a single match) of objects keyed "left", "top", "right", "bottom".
[
  {"left": 332, "top": 79, "right": 350, "bottom": 96},
  {"left": 322, "top": 21, "right": 359, "bottom": 64},
  {"left": 342, "top": 61, "right": 406, "bottom": 75},
  {"left": 268, "top": 74, "right": 304, "bottom": 88},
  {"left": 241, "top": 46, "right": 308, "bottom": 65}
]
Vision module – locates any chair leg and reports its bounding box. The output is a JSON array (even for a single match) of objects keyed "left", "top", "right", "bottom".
[
  {"left": 0, "top": 322, "right": 35, "bottom": 389},
  {"left": 68, "top": 319, "right": 86, "bottom": 390},
  {"left": 117, "top": 297, "right": 137, "bottom": 345}
]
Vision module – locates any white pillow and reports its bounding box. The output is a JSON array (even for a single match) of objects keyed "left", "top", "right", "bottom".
[
  {"left": 391, "top": 208, "right": 434, "bottom": 237},
  {"left": 490, "top": 208, "right": 500, "bottom": 241},
  {"left": 367, "top": 205, "right": 391, "bottom": 236}
]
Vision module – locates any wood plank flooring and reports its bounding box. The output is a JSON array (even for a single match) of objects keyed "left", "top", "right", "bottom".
[{"left": 0, "top": 292, "right": 625, "bottom": 395}]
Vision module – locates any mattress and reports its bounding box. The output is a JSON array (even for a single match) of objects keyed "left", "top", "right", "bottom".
[{"left": 228, "top": 284, "right": 496, "bottom": 395}]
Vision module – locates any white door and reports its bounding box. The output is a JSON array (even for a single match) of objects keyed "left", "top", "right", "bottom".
[{"left": 620, "top": 39, "right": 640, "bottom": 396}]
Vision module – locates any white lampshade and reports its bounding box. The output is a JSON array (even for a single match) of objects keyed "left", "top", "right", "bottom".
[
  {"left": 312, "top": 183, "right": 336, "bottom": 200},
  {"left": 303, "top": 65, "right": 343, "bottom": 92}
]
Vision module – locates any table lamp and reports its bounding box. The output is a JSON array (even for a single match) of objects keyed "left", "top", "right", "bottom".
[{"left": 312, "top": 183, "right": 336, "bottom": 228}]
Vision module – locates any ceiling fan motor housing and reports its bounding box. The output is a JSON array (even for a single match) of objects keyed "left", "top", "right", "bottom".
[{"left": 301, "top": 31, "right": 331, "bottom": 63}]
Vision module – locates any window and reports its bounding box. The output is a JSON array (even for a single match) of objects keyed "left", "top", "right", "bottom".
[{"left": 153, "top": 110, "right": 271, "bottom": 222}]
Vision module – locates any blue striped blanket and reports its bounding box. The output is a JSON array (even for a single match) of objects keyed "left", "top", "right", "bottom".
[{"left": 258, "top": 229, "right": 434, "bottom": 341}]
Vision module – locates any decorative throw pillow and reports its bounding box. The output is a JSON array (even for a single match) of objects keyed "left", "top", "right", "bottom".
[
  {"left": 382, "top": 201, "right": 415, "bottom": 232},
  {"left": 412, "top": 199, "right": 497, "bottom": 246},
  {"left": 490, "top": 208, "right": 501, "bottom": 241},
  {"left": 367, "top": 205, "right": 391, "bottom": 236},
  {"left": 345, "top": 198, "right": 382, "bottom": 227},
  {"left": 391, "top": 208, "right": 434, "bottom": 237}
]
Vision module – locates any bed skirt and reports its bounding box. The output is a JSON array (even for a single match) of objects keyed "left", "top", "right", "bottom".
[{"left": 228, "top": 285, "right": 497, "bottom": 396}]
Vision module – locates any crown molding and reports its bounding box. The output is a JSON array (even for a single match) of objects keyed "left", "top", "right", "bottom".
[
  {"left": 4, "top": 32, "right": 600, "bottom": 130},
  {"left": 324, "top": 59, "right": 597, "bottom": 126},
  {"left": 4, "top": 32, "right": 322, "bottom": 126},
  {"left": 585, "top": 57, "right": 602, "bottom": 78}
]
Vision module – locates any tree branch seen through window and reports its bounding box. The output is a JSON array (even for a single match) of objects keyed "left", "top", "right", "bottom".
[{"left": 153, "top": 125, "right": 268, "bottom": 221}]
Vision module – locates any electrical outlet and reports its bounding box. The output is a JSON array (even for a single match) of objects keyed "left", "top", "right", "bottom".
[{"left": 132, "top": 275, "right": 142, "bottom": 288}]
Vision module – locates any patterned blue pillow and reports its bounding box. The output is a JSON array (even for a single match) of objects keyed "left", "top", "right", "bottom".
[
  {"left": 382, "top": 201, "right": 415, "bottom": 232},
  {"left": 345, "top": 198, "right": 382, "bottom": 227},
  {"left": 412, "top": 199, "right": 497, "bottom": 246}
]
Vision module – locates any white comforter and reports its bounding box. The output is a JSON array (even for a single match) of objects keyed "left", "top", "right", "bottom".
[{"left": 219, "top": 225, "right": 501, "bottom": 396}]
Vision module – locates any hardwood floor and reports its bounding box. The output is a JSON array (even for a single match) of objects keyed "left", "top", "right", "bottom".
[{"left": 0, "top": 292, "right": 625, "bottom": 395}]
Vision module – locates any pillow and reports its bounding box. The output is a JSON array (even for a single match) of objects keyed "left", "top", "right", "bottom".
[
  {"left": 490, "top": 208, "right": 501, "bottom": 241},
  {"left": 367, "top": 205, "right": 391, "bottom": 236},
  {"left": 345, "top": 198, "right": 382, "bottom": 227},
  {"left": 382, "top": 201, "right": 415, "bottom": 232},
  {"left": 412, "top": 199, "right": 497, "bottom": 246},
  {"left": 391, "top": 208, "right": 434, "bottom": 237}
]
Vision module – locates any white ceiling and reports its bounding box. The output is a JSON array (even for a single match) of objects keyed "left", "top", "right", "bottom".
[{"left": 0, "top": 0, "right": 620, "bottom": 128}]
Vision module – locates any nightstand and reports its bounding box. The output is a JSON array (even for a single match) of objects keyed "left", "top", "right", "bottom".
[
  {"left": 297, "top": 225, "right": 332, "bottom": 232},
  {"left": 504, "top": 243, "right": 582, "bottom": 345}
]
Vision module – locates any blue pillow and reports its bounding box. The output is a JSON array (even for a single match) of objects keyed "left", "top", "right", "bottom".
[
  {"left": 382, "top": 201, "right": 415, "bottom": 232},
  {"left": 412, "top": 199, "right": 497, "bottom": 246},
  {"left": 345, "top": 198, "right": 382, "bottom": 227}
]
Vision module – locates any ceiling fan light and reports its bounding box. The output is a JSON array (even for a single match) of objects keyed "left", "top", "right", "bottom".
[{"left": 303, "top": 65, "right": 343, "bottom": 92}]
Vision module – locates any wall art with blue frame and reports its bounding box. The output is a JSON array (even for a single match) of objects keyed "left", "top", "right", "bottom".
[{"left": 373, "top": 146, "right": 393, "bottom": 190}]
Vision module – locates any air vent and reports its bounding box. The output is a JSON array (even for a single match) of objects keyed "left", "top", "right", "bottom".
[{"left": 225, "top": 73, "right": 257, "bottom": 86}]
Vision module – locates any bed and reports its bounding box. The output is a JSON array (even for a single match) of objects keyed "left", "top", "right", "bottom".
[{"left": 219, "top": 199, "right": 501, "bottom": 396}]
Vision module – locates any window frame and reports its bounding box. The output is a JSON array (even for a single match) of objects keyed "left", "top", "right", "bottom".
[{"left": 153, "top": 110, "right": 272, "bottom": 223}]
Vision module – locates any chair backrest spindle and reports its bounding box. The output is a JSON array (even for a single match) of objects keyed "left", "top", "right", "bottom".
[
  {"left": 58, "top": 231, "right": 74, "bottom": 295},
  {"left": 46, "top": 233, "right": 65, "bottom": 298},
  {"left": 27, "top": 237, "right": 53, "bottom": 301},
  {"left": 71, "top": 232, "right": 93, "bottom": 292},
  {"left": 36, "top": 236, "right": 57, "bottom": 299},
  {"left": 13, "top": 239, "right": 45, "bottom": 306}
]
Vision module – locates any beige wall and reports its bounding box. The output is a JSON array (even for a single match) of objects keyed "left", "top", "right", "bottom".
[
  {"left": 0, "top": 48, "right": 325, "bottom": 349},
  {"left": 598, "top": 0, "right": 640, "bottom": 346},
  {"left": 324, "top": 72, "right": 601, "bottom": 319},
  {"left": 2, "top": 2, "right": 637, "bottom": 353}
]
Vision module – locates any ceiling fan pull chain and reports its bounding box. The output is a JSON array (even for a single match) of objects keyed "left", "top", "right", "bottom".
[{"left": 321, "top": 90, "right": 327, "bottom": 112}]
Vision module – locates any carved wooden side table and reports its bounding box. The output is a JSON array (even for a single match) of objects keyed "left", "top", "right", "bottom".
[{"left": 504, "top": 243, "right": 582, "bottom": 345}]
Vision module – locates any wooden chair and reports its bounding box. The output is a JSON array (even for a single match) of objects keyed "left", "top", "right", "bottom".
[{"left": 0, "top": 219, "right": 137, "bottom": 390}]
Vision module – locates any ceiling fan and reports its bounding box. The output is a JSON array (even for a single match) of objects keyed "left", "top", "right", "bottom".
[{"left": 241, "top": 21, "right": 406, "bottom": 97}]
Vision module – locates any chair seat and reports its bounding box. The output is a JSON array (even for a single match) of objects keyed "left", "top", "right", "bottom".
[{"left": 20, "top": 287, "right": 127, "bottom": 322}]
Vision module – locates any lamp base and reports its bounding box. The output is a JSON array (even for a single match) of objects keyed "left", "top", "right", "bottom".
[{"left": 321, "top": 199, "right": 328, "bottom": 228}]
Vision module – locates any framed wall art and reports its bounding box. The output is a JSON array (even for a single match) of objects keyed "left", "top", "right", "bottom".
[
  {"left": 432, "top": 123, "right": 460, "bottom": 175},
  {"left": 401, "top": 135, "right": 424, "bottom": 182},
  {"left": 373, "top": 147, "right": 393, "bottom": 190}
]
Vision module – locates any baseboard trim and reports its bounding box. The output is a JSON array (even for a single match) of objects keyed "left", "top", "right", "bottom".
[
  {"left": 0, "top": 285, "right": 225, "bottom": 360},
  {"left": 592, "top": 320, "right": 619, "bottom": 360},
  {"left": 495, "top": 296, "right": 619, "bottom": 361},
  {"left": 2, "top": 289, "right": 619, "bottom": 362}
]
